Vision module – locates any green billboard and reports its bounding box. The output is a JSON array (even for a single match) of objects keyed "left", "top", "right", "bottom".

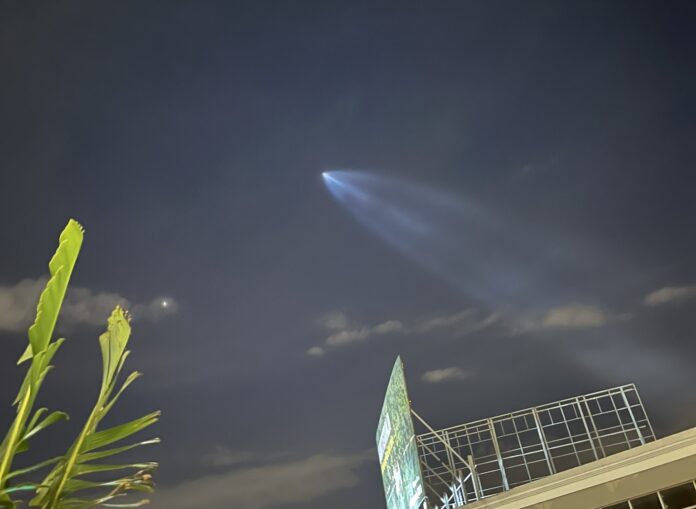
[{"left": 376, "top": 357, "right": 427, "bottom": 509}]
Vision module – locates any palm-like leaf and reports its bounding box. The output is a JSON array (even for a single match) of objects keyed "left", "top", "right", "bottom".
[
  {"left": 18, "top": 219, "right": 84, "bottom": 365},
  {"left": 0, "top": 220, "right": 84, "bottom": 505},
  {"left": 31, "top": 307, "right": 159, "bottom": 509}
]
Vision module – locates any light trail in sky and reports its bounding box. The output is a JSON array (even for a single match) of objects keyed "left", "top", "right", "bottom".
[
  {"left": 321, "top": 170, "right": 693, "bottom": 391},
  {"left": 322, "top": 170, "right": 601, "bottom": 311}
]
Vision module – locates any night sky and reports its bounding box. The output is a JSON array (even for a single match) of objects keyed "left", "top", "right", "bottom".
[{"left": 1, "top": 2, "right": 695, "bottom": 509}]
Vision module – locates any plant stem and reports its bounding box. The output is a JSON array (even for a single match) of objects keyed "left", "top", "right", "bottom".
[
  {"left": 0, "top": 386, "right": 32, "bottom": 489},
  {"left": 45, "top": 399, "right": 101, "bottom": 509}
]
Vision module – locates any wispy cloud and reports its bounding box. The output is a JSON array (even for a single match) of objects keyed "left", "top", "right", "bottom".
[
  {"left": 200, "top": 447, "right": 289, "bottom": 469},
  {"left": 643, "top": 285, "right": 696, "bottom": 306},
  {"left": 201, "top": 449, "right": 259, "bottom": 468},
  {"left": 421, "top": 367, "right": 474, "bottom": 384},
  {"left": 315, "top": 311, "right": 350, "bottom": 331},
  {"left": 0, "top": 278, "right": 48, "bottom": 332},
  {"left": 151, "top": 451, "right": 373, "bottom": 509},
  {"left": 0, "top": 277, "right": 177, "bottom": 333},
  {"left": 325, "top": 319, "right": 404, "bottom": 347},
  {"left": 306, "top": 346, "right": 326, "bottom": 357},
  {"left": 415, "top": 309, "right": 501, "bottom": 335},
  {"left": 307, "top": 309, "right": 499, "bottom": 356},
  {"left": 306, "top": 302, "right": 624, "bottom": 356},
  {"left": 539, "top": 303, "right": 610, "bottom": 329},
  {"left": 509, "top": 303, "right": 620, "bottom": 333},
  {"left": 130, "top": 296, "right": 178, "bottom": 322},
  {"left": 307, "top": 311, "right": 405, "bottom": 354}
]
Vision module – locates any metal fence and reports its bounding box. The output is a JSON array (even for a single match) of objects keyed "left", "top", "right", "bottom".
[{"left": 414, "top": 384, "right": 655, "bottom": 508}]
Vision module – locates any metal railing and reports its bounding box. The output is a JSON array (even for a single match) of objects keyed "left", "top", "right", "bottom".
[{"left": 414, "top": 384, "right": 655, "bottom": 508}]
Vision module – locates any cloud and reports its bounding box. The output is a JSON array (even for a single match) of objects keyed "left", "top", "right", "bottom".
[
  {"left": 200, "top": 447, "right": 289, "bottom": 469},
  {"left": 131, "top": 296, "right": 179, "bottom": 322},
  {"left": 0, "top": 276, "right": 177, "bottom": 333},
  {"left": 0, "top": 278, "right": 45, "bottom": 332},
  {"left": 643, "top": 285, "right": 696, "bottom": 306},
  {"left": 59, "top": 284, "right": 130, "bottom": 326},
  {"left": 507, "top": 303, "right": 615, "bottom": 334},
  {"left": 201, "top": 449, "right": 259, "bottom": 468},
  {"left": 308, "top": 309, "right": 498, "bottom": 356},
  {"left": 306, "top": 346, "right": 326, "bottom": 357},
  {"left": 421, "top": 367, "right": 474, "bottom": 384},
  {"left": 316, "top": 311, "right": 350, "bottom": 330},
  {"left": 150, "top": 451, "right": 373, "bottom": 509},
  {"left": 324, "top": 319, "right": 404, "bottom": 347},
  {"left": 416, "top": 309, "right": 501, "bottom": 335},
  {"left": 539, "top": 303, "right": 610, "bottom": 329},
  {"left": 305, "top": 303, "right": 621, "bottom": 357}
]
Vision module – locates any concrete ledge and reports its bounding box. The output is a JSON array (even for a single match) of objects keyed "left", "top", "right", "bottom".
[{"left": 464, "top": 426, "right": 696, "bottom": 509}]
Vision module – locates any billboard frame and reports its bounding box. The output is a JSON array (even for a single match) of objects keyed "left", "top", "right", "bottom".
[{"left": 377, "top": 357, "right": 428, "bottom": 509}]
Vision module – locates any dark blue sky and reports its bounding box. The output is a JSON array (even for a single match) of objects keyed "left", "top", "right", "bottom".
[{"left": 1, "top": 2, "right": 695, "bottom": 508}]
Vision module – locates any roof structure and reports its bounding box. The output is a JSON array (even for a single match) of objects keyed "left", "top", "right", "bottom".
[
  {"left": 412, "top": 385, "right": 656, "bottom": 507},
  {"left": 461, "top": 425, "right": 696, "bottom": 509}
]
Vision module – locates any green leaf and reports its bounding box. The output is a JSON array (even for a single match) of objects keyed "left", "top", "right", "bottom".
[
  {"left": 16, "top": 339, "right": 66, "bottom": 406},
  {"left": 23, "top": 412, "right": 69, "bottom": 443},
  {"left": 1, "top": 220, "right": 84, "bottom": 506},
  {"left": 71, "top": 463, "right": 157, "bottom": 477},
  {"left": 0, "top": 384, "right": 33, "bottom": 490},
  {"left": 78, "top": 440, "right": 160, "bottom": 464},
  {"left": 100, "top": 372, "right": 141, "bottom": 419},
  {"left": 81, "top": 414, "right": 160, "bottom": 454},
  {"left": 31, "top": 307, "right": 159, "bottom": 509},
  {"left": 98, "top": 321, "right": 130, "bottom": 402},
  {"left": 0, "top": 487, "right": 15, "bottom": 509},
  {"left": 101, "top": 502, "right": 151, "bottom": 508},
  {"left": 19, "top": 220, "right": 84, "bottom": 364},
  {"left": 3, "top": 483, "right": 39, "bottom": 493},
  {"left": 6, "top": 457, "right": 63, "bottom": 480},
  {"left": 26, "top": 409, "right": 49, "bottom": 434}
]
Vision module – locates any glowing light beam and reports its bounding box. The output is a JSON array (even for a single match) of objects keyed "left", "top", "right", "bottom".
[{"left": 321, "top": 170, "right": 604, "bottom": 311}]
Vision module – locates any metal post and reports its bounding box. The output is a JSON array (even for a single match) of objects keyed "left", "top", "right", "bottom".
[
  {"left": 575, "top": 397, "right": 599, "bottom": 461},
  {"left": 608, "top": 389, "right": 634, "bottom": 448},
  {"left": 532, "top": 408, "right": 556, "bottom": 475},
  {"left": 468, "top": 454, "right": 482, "bottom": 501},
  {"left": 559, "top": 404, "right": 583, "bottom": 467},
  {"left": 631, "top": 384, "right": 656, "bottom": 441},
  {"left": 441, "top": 494, "right": 449, "bottom": 509},
  {"left": 459, "top": 472, "right": 470, "bottom": 505},
  {"left": 487, "top": 418, "right": 510, "bottom": 491},
  {"left": 443, "top": 430, "right": 457, "bottom": 480},
  {"left": 452, "top": 480, "right": 463, "bottom": 507},
  {"left": 656, "top": 490, "right": 667, "bottom": 509},
  {"left": 510, "top": 413, "right": 533, "bottom": 481},
  {"left": 582, "top": 396, "right": 607, "bottom": 458},
  {"left": 620, "top": 386, "right": 646, "bottom": 445}
]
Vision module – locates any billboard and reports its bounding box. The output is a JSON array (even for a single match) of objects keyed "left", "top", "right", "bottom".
[{"left": 376, "top": 357, "right": 427, "bottom": 509}]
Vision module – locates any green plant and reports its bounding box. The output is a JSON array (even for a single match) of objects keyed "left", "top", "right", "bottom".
[{"left": 0, "top": 220, "right": 159, "bottom": 508}]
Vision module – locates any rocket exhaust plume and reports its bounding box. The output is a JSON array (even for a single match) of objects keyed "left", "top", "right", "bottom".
[{"left": 321, "top": 170, "right": 611, "bottom": 312}]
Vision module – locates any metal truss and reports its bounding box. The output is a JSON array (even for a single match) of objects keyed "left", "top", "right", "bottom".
[{"left": 414, "top": 384, "right": 655, "bottom": 508}]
